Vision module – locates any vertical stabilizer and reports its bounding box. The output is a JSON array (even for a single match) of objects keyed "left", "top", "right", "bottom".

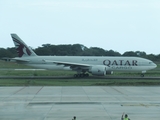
[{"left": 11, "top": 34, "right": 37, "bottom": 57}]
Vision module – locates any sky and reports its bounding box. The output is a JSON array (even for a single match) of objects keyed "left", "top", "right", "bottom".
[{"left": 1, "top": 0, "right": 160, "bottom": 55}]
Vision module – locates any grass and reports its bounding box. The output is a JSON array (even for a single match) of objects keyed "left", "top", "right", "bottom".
[{"left": 0, "top": 60, "right": 160, "bottom": 86}]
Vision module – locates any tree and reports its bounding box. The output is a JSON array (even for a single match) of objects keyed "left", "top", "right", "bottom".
[
  {"left": 0, "top": 44, "right": 159, "bottom": 62},
  {"left": 71, "top": 44, "right": 83, "bottom": 56},
  {"left": 106, "top": 50, "right": 121, "bottom": 56},
  {"left": 0, "top": 48, "right": 8, "bottom": 58},
  {"left": 35, "top": 46, "right": 52, "bottom": 55},
  {"left": 6, "top": 48, "right": 17, "bottom": 57},
  {"left": 122, "top": 51, "right": 137, "bottom": 56}
]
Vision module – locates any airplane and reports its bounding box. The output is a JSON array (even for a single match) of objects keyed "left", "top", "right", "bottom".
[{"left": 10, "top": 33, "right": 157, "bottom": 77}]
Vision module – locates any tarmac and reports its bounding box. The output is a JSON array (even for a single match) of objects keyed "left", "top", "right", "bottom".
[
  {"left": 0, "top": 86, "right": 160, "bottom": 120},
  {"left": 1, "top": 76, "right": 160, "bottom": 79}
]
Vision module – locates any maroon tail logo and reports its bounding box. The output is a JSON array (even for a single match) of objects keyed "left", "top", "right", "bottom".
[{"left": 12, "top": 37, "right": 31, "bottom": 57}]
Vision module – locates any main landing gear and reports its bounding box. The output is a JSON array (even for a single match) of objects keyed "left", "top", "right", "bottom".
[
  {"left": 74, "top": 73, "right": 89, "bottom": 78},
  {"left": 140, "top": 74, "right": 144, "bottom": 77},
  {"left": 140, "top": 71, "right": 146, "bottom": 77}
]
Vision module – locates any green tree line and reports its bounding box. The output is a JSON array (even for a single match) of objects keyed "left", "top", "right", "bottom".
[{"left": 0, "top": 44, "right": 160, "bottom": 62}]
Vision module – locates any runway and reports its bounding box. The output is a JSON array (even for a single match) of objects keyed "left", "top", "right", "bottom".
[
  {"left": 0, "top": 76, "right": 160, "bottom": 79},
  {"left": 0, "top": 86, "right": 160, "bottom": 120}
]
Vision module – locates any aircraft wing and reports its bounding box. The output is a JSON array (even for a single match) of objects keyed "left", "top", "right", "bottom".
[
  {"left": 1, "top": 57, "right": 30, "bottom": 62},
  {"left": 43, "top": 60, "right": 91, "bottom": 69}
]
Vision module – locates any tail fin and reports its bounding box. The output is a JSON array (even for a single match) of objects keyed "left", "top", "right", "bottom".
[{"left": 11, "top": 34, "right": 37, "bottom": 57}]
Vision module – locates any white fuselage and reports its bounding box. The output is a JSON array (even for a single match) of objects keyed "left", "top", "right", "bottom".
[{"left": 16, "top": 56, "right": 157, "bottom": 73}]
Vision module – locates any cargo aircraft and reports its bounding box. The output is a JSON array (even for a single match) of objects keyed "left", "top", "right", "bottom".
[{"left": 10, "top": 34, "right": 157, "bottom": 77}]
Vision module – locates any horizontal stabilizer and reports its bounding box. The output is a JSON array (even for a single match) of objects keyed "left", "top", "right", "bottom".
[{"left": 11, "top": 58, "right": 30, "bottom": 62}]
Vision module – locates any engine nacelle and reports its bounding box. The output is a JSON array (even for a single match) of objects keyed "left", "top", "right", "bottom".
[
  {"left": 106, "top": 71, "right": 113, "bottom": 75},
  {"left": 89, "top": 65, "right": 107, "bottom": 76}
]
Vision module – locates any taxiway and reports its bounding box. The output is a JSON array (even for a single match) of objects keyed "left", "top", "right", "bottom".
[
  {"left": 0, "top": 86, "right": 160, "bottom": 120},
  {"left": 0, "top": 76, "right": 160, "bottom": 79}
]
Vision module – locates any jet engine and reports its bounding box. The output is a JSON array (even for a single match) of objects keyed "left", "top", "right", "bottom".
[{"left": 89, "top": 65, "right": 107, "bottom": 76}]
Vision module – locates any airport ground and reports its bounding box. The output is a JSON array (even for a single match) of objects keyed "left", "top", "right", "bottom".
[
  {"left": 0, "top": 86, "right": 160, "bottom": 120},
  {"left": 0, "top": 61, "right": 160, "bottom": 120}
]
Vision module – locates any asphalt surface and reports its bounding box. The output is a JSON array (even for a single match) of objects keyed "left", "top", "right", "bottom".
[
  {"left": 0, "top": 75, "right": 160, "bottom": 79},
  {"left": 0, "top": 86, "right": 160, "bottom": 120}
]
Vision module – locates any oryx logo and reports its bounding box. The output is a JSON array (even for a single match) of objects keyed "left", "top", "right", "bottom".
[{"left": 12, "top": 37, "right": 31, "bottom": 57}]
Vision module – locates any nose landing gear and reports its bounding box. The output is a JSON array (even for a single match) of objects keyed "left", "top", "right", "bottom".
[{"left": 140, "top": 71, "right": 146, "bottom": 77}]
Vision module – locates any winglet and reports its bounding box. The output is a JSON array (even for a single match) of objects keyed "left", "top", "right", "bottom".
[{"left": 11, "top": 34, "right": 37, "bottom": 57}]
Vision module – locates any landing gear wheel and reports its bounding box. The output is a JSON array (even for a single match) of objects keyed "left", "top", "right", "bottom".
[
  {"left": 84, "top": 73, "right": 89, "bottom": 77},
  {"left": 140, "top": 74, "right": 144, "bottom": 77},
  {"left": 74, "top": 74, "right": 80, "bottom": 78}
]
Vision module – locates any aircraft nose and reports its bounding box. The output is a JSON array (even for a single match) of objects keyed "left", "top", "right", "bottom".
[
  {"left": 154, "top": 63, "right": 157, "bottom": 68},
  {"left": 152, "top": 62, "right": 157, "bottom": 69}
]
